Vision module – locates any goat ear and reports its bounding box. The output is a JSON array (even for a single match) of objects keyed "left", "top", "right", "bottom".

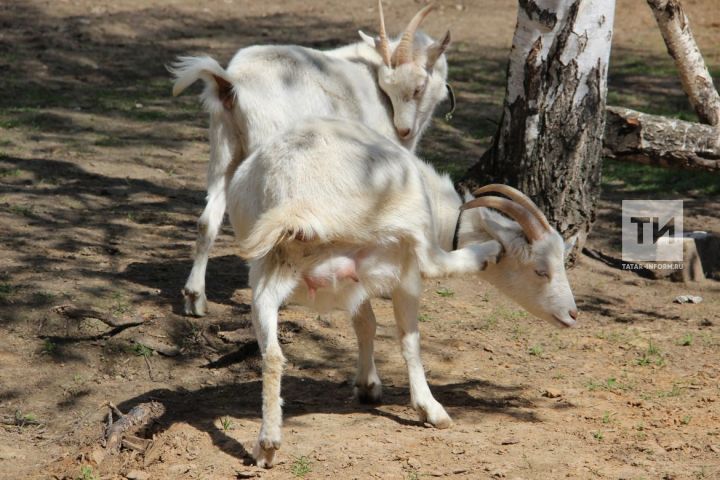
[
  {"left": 564, "top": 234, "right": 578, "bottom": 260},
  {"left": 358, "top": 30, "right": 377, "bottom": 48},
  {"left": 475, "top": 207, "right": 526, "bottom": 252},
  {"left": 426, "top": 30, "right": 451, "bottom": 69}
]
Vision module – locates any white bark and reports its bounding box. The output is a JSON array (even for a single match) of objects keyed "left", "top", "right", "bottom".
[
  {"left": 647, "top": 0, "right": 720, "bottom": 126},
  {"left": 464, "top": 0, "right": 616, "bottom": 263}
]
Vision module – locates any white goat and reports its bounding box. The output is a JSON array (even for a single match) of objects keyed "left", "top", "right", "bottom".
[
  {"left": 226, "top": 117, "right": 578, "bottom": 468},
  {"left": 170, "top": 1, "right": 453, "bottom": 316}
]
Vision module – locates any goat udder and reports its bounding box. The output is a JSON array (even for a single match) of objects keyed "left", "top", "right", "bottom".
[{"left": 302, "top": 258, "right": 360, "bottom": 297}]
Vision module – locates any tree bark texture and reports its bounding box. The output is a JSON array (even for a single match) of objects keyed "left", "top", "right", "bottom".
[
  {"left": 604, "top": 106, "right": 720, "bottom": 172},
  {"left": 461, "top": 0, "right": 616, "bottom": 263},
  {"left": 646, "top": 0, "right": 720, "bottom": 126}
]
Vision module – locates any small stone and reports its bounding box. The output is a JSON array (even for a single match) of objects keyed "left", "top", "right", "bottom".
[
  {"left": 452, "top": 468, "right": 468, "bottom": 474},
  {"left": 673, "top": 295, "right": 703, "bottom": 304},
  {"left": 126, "top": 470, "right": 150, "bottom": 480},
  {"left": 542, "top": 388, "right": 562, "bottom": 398},
  {"left": 89, "top": 447, "right": 105, "bottom": 465},
  {"left": 451, "top": 447, "right": 465, "bottom": 454},
  {"left": 407, "top": 457, "right": 422, "bottom": 469},
  {"left": 664, "top": 441, "right": 684, "bottom": 451},
  {"left": 168, "top": 463, "right": 195, "bottom": 475},
  {"left": 500, "top": 438, "right": 520, "bottom": 445}
]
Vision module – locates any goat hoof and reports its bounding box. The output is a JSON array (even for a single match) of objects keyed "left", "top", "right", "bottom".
[
  {"left": 182, "top": 288, "right": 207, "bottom": 317},
  {"left": 253, "top": 442, "right": 278, "bottom": 468},
  {"left": 416, "top": 402, "right": 453, "bottom": 429},
  {"left": 354, "top": 381, "right": 383, "bottom": 404}
]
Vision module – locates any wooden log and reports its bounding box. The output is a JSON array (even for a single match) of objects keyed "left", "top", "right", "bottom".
[
  {"left": 603, "top": 106, "right": 720, "bottom": 172},
  {"left": 646, "top": 237, "right": 706, "bottom": 282},
  {"left": 691, "top": 231, "right": 720, "bottom": 280},
  {"left": 105, "top": 402, "right": 165, "bottom": 453},
  {"left": 646, "top": 0, "right": 720, "bottom": 126}
]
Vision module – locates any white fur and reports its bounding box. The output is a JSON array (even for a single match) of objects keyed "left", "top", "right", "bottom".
[
  {"left": 226, "top": 118, "right": 577, "bottom": 467},
  {"left": 170, "top": 31, "right": 450, "bottom": 316}
]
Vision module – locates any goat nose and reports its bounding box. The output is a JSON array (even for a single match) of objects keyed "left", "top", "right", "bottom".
[
  {"left": 397, "top": 128, "right": 411, "bottom": 138},
  {"left": 569, "top": 309, "right": 578, "bottom": 321}
]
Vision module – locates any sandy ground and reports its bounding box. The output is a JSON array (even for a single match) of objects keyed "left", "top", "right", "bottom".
[{"left": 1, "top": 1, "right": 719, "bottom": 479}]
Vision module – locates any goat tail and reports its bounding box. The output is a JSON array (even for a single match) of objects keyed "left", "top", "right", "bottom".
[
  {"left": 168, "top": 56, "right": 226, "bottom": 96},
  {"left": 236, "top": 203, "right": 326, "bottom": 260},
  {"left": 167, "top": 56, "right": 235, "bottom": 114}
]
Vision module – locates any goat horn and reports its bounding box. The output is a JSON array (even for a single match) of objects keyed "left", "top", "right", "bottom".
[
  {"left": 461, "top": 196, "right": 545, "bottom": 243},
  {"left": 472, "top": 184, "right": 552, "bottom": 232},
  {"left": 392, "top": 3, "right": 434, "bottom": 66},
  {"left": 377, "top": 0, "right": 392, "bottom": 66}
]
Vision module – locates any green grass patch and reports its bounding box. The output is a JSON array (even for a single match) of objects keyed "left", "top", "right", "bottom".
[
  {"left": 528, "top": 345, "right": 543, "bottom": 357},
  {"left": 636, "top": 341, "right": 665, "bottom": 367},
  {"left": 678, "top": 333, "right": 693, "bottom": 346},
  {"left": 435, "top": 287, "right": 454, "bottom": 298},
  {"left": 602, "top": 411, "right": 616, "bottom": 424},
  {"left": 6, "top": 204, "right": 34, "bottom": 217},
  {"left": 0, "top": 282, "right": 13, "bottom": 301},
  {"left": 587, "top": 377, "right": 627, "bottom": 392},
  {"left": 131, "top": 342, "right": 153, "bottom": 358},
  {"left": 290, "top": 456, "right": 312, "bottom": 477},
  {"left": 42, "top": 339, "right": 57, "bottom": 355},
  {"left": 602, "top": 158, "right": 720, "bottom": 196},
  {"left": 0, "top": 167, "right": 21, "bottom": 177},
  {"left": 76, "top": 466, "right": 98, "bottom": 480},
  {"left": 220, "top": 416, "right": 233, "bottom": 432}
]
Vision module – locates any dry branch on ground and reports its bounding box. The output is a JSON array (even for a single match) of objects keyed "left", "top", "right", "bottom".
[{"left": 604, "top": 106, "right": 720, "bottom": 172}]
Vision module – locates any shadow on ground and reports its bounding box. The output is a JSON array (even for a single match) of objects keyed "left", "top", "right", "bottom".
[{"left": 118, "top": 375, "right": 570, "bottom": 463}]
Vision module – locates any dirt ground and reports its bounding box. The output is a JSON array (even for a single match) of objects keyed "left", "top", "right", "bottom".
[{"left": 1, "top": 1, "right": 719, "bottom": 479}]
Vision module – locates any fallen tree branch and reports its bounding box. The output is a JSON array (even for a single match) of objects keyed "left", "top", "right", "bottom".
[
  {"left": 52, "top": 304, "right": 146, "bottom": 328},
  {"left": 603, "top": 106, "right": 720, "bottom": 172},
  {"left": 39, "top": 305, "right": 148, "bottom": 342},
  {"left": 105, "top": 401, "right": 165, "bottom": 454}
]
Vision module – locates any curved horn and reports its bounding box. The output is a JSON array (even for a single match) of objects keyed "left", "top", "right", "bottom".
[
  {"left": 473, "top": 184, "right": 552, "bottom": 232},
  {"left": 445, "top": 83, "right": 456, "bottom": 119},
  {"left": 377, "top": 0, "right": 391, "bottom": 66},
  {"left": 461, "top": 196, "right": 545, "bottom": 243},
  {"left": 392, "top": 3, "right": 434, "bottom": 66}
]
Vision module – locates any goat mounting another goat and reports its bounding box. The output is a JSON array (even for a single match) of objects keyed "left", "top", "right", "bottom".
[
  {"left": 225, "top": 117, "right": 578, "bottom": 468},
  {"left": 170, "top": 1, "right": 453, "bottom": 316}
]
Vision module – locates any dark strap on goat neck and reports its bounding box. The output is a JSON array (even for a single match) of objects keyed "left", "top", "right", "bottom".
[{"left": 452, "top": 210, "right": 462, "bottom": 251}]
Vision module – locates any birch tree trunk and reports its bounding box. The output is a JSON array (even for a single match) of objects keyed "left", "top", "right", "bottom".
[
  {"left": 647, "top": 0, "right": 720, "bottom": 126},
  {"left": 460, "top": 0, "right": 615, "bottom": 263}
]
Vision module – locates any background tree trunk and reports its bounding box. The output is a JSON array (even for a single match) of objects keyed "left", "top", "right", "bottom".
[
  {"left": 460, "top": 0, "right": 616, "bottom": 264},
  {"left": 647, "top": 0, "right": 720, "bottom": 126}
]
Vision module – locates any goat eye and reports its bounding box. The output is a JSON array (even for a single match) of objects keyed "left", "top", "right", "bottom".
[
  {"left": 413, "top": 87, "right": 423, "bottom": 98},
  {"left": 534, "top": 270, "right": 549, "bottom": 279}
]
